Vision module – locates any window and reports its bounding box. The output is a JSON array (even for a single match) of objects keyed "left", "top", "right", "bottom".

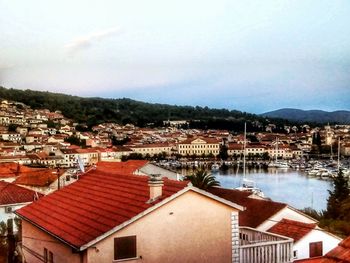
[
  {"left": 114, "top": 236, "right": 137, "bottom": 260},
  {"left": 309, "top": 241, "right": 323, "bottom": 258},
  {"left": 44, "top": 248, "right": 48, "bottom": 263},
  {"left": 293, "top": 250, "right": 298, "bottom": 259},
  {"left": 49, "top": 251, "right": 54, "bottom": 263},
  {"left": 4, "top": 206, "right": 12, "bottom": 213}
]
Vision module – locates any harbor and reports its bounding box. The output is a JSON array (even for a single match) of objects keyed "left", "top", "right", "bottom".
[
  {"left": 155, "top": 156, "right": 350, "bottom": 212},
  {"left": 176, "top": 166, "right": 334, "bottom": 212}
]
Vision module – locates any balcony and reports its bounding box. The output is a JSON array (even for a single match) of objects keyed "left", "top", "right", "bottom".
[{"left": 239, "top": 227, "right": 293, "bottom": 263}]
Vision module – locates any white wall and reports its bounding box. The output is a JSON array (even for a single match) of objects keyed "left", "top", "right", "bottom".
[
  {"left": 293, "top": 228, "right": 342, "bottom": 260},
  {"left": 0, "top": 203, "right": 30, "bottom": 228},
  {"left": 257, "top": 206, "right": 317, "bottom": 231}
]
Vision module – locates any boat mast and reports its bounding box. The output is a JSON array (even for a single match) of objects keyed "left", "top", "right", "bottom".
[
  {"left": 338, "top": 137, "right": 340, "bottom": 172},
  {"left": 330, "top": 143, "right": 333, "bottom": 161},
  {"left": 275, "top": 137, "right": 278, "bottom": 163},
  {"left": 243, "top": 122, "right": 246, "bottom": 177}
]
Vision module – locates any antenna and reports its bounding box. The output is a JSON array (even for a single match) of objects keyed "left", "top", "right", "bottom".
[{"left": 77, "top": 156, "right": 85, "bottom": 173}]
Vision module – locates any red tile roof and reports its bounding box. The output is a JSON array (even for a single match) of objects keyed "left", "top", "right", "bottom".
[
  {"left": 180, "top": 137, "right": 221, "bottom": 144},
  {"left": 268, "top": 218, "right": 316, "bottom": 242},
  {"left": 96, "top": 160, "right": 148, "bottom": 175},
  {"left": 0, "top": 162, "right": 35, "bottom": 178},
  {"left": 208, "top": 187, "right": 287, "bottom": 227},
  {"left": 16, "top": 165, "right": 187, "bottom": 249},
  {"left": 324, "top": 236, "right": 350, "bottom": 262},
  {"left": 0, "top": 181, "right": 43, "bottom": 205},
  {"left": 14, "top": 169, "right": 65, "bottom": 187}
]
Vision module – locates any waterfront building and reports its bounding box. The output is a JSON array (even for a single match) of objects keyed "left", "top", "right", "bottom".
[
  {"left": 128, "top": 142, "right": 172, "bottom": 157},
  {"left": 177, "top": 137, "right": 221, "bottom": 156}
]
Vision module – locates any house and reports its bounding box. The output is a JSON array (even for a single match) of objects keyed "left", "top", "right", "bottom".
[
  {"left": 16, "top": 163, "right": 293, "bottom": 263},
  {"left": 59, "top": 148, "right": 99, "bottom": 167},
  {"left": 208, "top": 187, "right": 342, "bottom": 261},
  {"left": 177, "top": 137, "right": 221, "bottom": 156},
  {"left": 97, "top": 160, "right": 179, "bottom": 180},
  {"left": 96, "top": 146, "right": 132, "bottom": 161},
  {"left": 0, "top": 181, "right": 42, "bottom": 225},
  {"left": 295, "top": 235, "right": 350, "bottom": 262},
  {"left": 0, "top": 131, "right": 22, "bottom": 142},
  {"left": 341, "top": 143, "right": 350, "bottom": 156},
  {"left": 269, "top": 219, "right": 341, "bottom": 260},
  {"left": 227, "top": 143, "right": 244, "bottom": 156},
  {"left": 128, "top": 143, "right": 172, "bottom": 156},
  {"left": 13, "top": 168, "right": 74, "bottom": 194},
  {"left": 0, "top": 162, "right": 34, "bottom": 183}
]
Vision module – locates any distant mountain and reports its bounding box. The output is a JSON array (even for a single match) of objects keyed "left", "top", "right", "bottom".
[{"left": 262, "top": 108, "right": 350, "bottom": 124}]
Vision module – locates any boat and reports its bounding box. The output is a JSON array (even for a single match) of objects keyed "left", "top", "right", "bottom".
[
  {"left": 315, "top": 168, "right": 332, "bottom": 178},
  {"left": 235, "top": 122, "right": 265, "bottom": 198},
  {"left": 236, "top": 178, "right": 265, "bottom": 197},
  {"left": 268, "top": 160, "right": 289, "bottom": 169},
  {"left": 268, "top": 137, "right": 289, "bottom": 169}
]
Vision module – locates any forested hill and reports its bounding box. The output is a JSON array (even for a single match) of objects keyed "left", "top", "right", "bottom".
[
  {"left": 262, "top": 108, "right": 350, "bottom": 124},
  {"left": 0, "top": 86, "right": 290, "bottom": 130}
]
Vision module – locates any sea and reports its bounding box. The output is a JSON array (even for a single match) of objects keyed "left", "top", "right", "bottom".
[{"left": 180, "top": 167, "right": 333, "bottom": 211}]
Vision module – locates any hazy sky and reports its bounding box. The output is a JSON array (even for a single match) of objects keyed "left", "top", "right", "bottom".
[{"left": 1, "top": 0, "right": 349, "bottom": 113}]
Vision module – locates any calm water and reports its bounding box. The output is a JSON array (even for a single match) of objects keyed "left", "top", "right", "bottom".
[{"left": 181, "top": 167, "right": 333, "bottom": 211}]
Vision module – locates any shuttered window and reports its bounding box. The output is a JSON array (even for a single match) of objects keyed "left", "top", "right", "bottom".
[
  {"left": 114, "top": 236, "right": 137, "bottom": 260},
  {"left": 49, "top": 251, "right": 54, "bottom": 263},
  {"left": 309, "top": 241, "right": 323, "bottom": 257},
  {"left": 43, "top": 248, "right": 48, "bottom": 263}
]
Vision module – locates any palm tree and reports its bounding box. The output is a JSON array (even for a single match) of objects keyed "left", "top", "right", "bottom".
[{"left": 184, "top": 169, "right": 220, "bottom": 190}]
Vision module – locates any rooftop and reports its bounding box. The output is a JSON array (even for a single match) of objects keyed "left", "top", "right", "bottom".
[
  {"left": 208, "top": 187, "right": 287, "bottom": 228},
  {"left": 16, "top": 165, "right": 188, "bottom": 249},
  {"left": 0, "top": 181, "right": 43, "bottom": 205},
  {"left": 268, "top": 218, "right": 316, "bottom": 242}
]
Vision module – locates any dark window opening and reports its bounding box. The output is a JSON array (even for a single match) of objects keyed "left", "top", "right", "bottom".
[
  {"left": 309, "top": 241, "right": 323, "bottom": 258},
  {"left": 114, "top": 236, "right": 137, "bottom": 260},
  {"left": 44, "top": 248, "right": 48, "bottom": 263}
]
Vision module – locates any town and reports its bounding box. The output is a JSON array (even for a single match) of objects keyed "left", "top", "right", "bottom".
[{"left": 0, "top": 98, "right": 349, "bottom": 262}]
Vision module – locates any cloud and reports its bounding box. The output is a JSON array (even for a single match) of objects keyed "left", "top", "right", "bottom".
[{"left": 64, "top": 26, "right": 121, "bottom": 55}]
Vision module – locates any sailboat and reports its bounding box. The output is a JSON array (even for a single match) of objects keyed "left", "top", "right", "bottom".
[
  {"left": 268, "top": 137, "right": 289, "bottom": 169},
  {"left": 235, "top": 123, "right": 265, "bottom": 198}
]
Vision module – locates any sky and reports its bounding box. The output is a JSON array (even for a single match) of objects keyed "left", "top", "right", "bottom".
[{"left": 0, "top": 0, "right": 349, "bottom": 114}]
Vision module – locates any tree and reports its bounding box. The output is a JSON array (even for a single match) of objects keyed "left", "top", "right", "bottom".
[
  {"left": 183, "top": 169, "right": 220, "bottom": 190},
  {"left": 219, "top": 145, "right": 228, "bottom": 160},
  {"left": 325, "top": 169, "right": 350, "bottom": 219},
  {"left": 8, "top": 124, "right": 18, "bottom": 132}
]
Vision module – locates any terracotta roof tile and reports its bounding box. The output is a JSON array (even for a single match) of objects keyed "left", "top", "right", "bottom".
[
  {"left": 324, "top": 236, "right": 350, "bottom": 262},
  {"left": 96, "top": 160, "right": 148, "bottom": 175},
  {"left": 14, "top": 169, "right": 65, "bottom": 187},
  {"left": 268, "top": 218, "right": 316, "bottom": 242},
  {"left": 16, "top": 163, "right": 187, "bottom": 249},
  {"left": 208, "top": 187, "right": 287, "bottom": 227},
  {"left": 0, "top": 181, "right": 43, "bottom": 205},
  {"left": 0, "top": 162, "right": 35, "bottom": 178}
]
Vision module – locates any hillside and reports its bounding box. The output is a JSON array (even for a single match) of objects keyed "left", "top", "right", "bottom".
[
  {"left": 262, "top": 108, "right": 350, "bottom": 124},
  {"left": 0, "top": 86, "right": 280, "bottom": 130}
]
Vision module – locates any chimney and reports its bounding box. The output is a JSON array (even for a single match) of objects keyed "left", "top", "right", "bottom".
[{"left": 148, "top": 174, "right": 163, "bottom": 202}]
